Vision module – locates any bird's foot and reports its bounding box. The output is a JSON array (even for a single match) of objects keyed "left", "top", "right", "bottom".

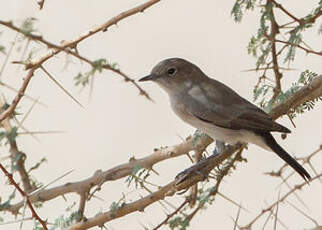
[
  {"left": 175, "top": 141, "right": 230, "bottom": 187},
  {"left": 175, "top": 158, "right": 209, "bottom": 186}
]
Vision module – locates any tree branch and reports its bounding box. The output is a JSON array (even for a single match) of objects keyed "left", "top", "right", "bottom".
[
  {"left": 0, "top": 0, "right": 161, "bottom": 123},
  {"left": 270, "top": 0, "right": 300, "bottom": 23},
  {"left": 0, "top": 99, "right": 34, "bottom": 193},
  {"left": 0, "top": 163, "right": 48, "bottom": 230},
  {"left": 275, "top": 39, "right": 322, "bottom": 56},
  {"left": 0, "top": 20, "right": 151, "bottom": 100},
  {"left": 240, "top": 173, "right": 322, "bottom": 230},
  {"left": 37, "top": 0, "right": 45, "bottom": 10},
  {"left": 0, "top": 134, "right": 212, "bottom": 214},
  {"left": 266, "top": 0, "right": 282, "bottom": 100},
  {"left": 69, "top": 144, "right": 242, "bottom": 230},
  {"left": 270, "top": 75, "right": 322, "bottom": 119}
]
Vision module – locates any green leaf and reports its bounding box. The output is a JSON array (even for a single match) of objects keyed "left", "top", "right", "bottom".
[
  {"left": 231, "top": 1, "right": 243, "bottom": 22},
  {"left": 92, "top": 58, "right": 107, "bottom": 73},
  {"left": 20, "top": 17, "right": 37, "bottom": 36},
  {"left": 6, "top": 126, "right": 18, "bottom": 142},
  {"left": 284, "top": 24, "right": 307, "bottom": 63},
  {"left": 245, "top": 0, "right": 256, "bottom": 10},
  {"left": 74, "top": 58, "right": 119, "bottom": 89},
  {"left": 0, "top": 200, "right": 11, "bottom": 209},
  {"left": 74, "top": 73, "right": 90, "bottom": 87},
  {"left": 168, "top": 217, "right": 190, "bottom": 230},
  {"left": 109, "top": 201, "right": 120, "bottom": 212}
]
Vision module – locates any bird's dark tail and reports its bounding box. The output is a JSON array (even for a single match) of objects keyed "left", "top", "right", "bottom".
[{"left": 260, "top": 132, "right": 311, "bottom": 181}]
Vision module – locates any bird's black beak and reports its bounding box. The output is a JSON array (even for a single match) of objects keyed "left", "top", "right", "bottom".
[{"left": 138, "top": 74, "right": 156, "bottom": 82}]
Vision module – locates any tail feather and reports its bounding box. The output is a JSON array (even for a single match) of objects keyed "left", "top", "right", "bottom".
[{"left": 260, "top": 132, "right": 311, "bottom": 181}]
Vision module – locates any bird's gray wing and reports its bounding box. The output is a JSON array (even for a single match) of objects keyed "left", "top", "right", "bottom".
[{"left": 185, "top": 78, "right": 290, "bottom": 133}]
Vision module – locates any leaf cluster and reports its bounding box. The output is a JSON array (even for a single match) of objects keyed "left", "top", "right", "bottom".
[
  {"left": 253, "top": 70, "right": 322, "bottom": 117},
  {"left": 125, "top": 165, "right": 151, "bottom": 189},
  {"left": 74, "top": 58, "right": 119, "bottom": 87}
]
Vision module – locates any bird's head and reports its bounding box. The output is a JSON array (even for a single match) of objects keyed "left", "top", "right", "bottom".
[{"left": 139, "top": 58, "right": 204, "bottom": 95}]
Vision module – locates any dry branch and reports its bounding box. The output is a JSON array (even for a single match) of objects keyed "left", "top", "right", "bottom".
[
  {"left": 0, "top": 134, "right": 212, "bottom": 214},
  {"left": 270, "top": 75, "right": 322, "bottom": 119},
  {"left": 0, "top": 163, "right": 48, "bottom": 230},
  {"left": 0, "top": 0, "right": 161, "bottom": 123},
  {"left": 0, "top": 20, "right": 151, "bottom": 101},
  {"left": 69, "top": 144, "right": 241, "bottom": 230},
  {"left": 0, "top": 99, "right": 34, "bottom": 193},
  {"left": 240, "top": 173, "right": 322, "bottom": 230}
]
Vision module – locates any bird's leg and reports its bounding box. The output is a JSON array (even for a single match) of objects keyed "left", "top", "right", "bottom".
[
  {"left": 175, "top": 157, "right": 209, "bottom": 185},
  {"left": 176, "top": 140, "right": 229, "bottom": 186},
  {"left": 212, "top": 140, "right": 226, "bottom": 156}
]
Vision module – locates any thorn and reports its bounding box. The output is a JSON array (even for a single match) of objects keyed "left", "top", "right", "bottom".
[
  {"left": 40, "top": 66, "right": 84, "bottom": 108},
  {"left": 149, "top": 167, "right": 159, "bottom": 176},
  {"left": 129, "top": 156, "right": 136, "bottom": 162}
]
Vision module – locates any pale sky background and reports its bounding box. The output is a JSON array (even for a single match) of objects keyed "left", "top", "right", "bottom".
[{"left": 0, "top": 0, "right": 321, "bottom": 229}]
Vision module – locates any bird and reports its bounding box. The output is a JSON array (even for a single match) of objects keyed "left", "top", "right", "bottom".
[{"left": 138, "top": 58, "right": 311, "bottom": 181}]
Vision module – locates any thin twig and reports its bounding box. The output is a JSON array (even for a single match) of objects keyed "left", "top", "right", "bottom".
[
  {"left": 153, "top": 199, "right": 188, "bottom": 230},
  {"left": 241, "top": 173, "right": 322, "bottom": 229},
  {"left": 0, "top": 99, "right": 34, "bottom": 192},
  {"left": 40, "top": 66, "right": 83, "bottom": 108},
  {"left": 37, "top": 0, "right": 45, "bottom": 9},
  {"left": 0, "top": 0, "right": 161, "bottom": 122},
  {"left": 275, "top": 39, "right": 322, "bottom": 56},
  {"left": 232, "top": 203, "right": 242, "bottom": 230},
  {"left": 267, "top": 3, "right": 282, "bottom": 101},
  {"left": 286, "top": 200, "right": 319, "bottom": 226},
  {"left": 270, "top": 0, "right": 300, "bottom": 23},
  {"left": 0, "top": 69, "right": 35, "bottom": 124},
  {"left": 0, "top": 163, "right": 48, "bottom": 230},
  {"left": 0, "top": 32, "right": 18, "bottom": 79}
]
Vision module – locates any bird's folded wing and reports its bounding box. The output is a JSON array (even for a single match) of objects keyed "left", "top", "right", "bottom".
[{"left": 185, "top": 80, "right": 290, "bottom": 133}]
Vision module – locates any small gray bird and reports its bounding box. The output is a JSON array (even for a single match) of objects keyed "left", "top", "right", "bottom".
[{"left": 139, "top": 58, "right": 311, "bottom": 181}]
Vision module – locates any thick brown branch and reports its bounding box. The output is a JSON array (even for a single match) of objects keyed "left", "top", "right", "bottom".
[
  {"left": 70, "top": 181, "right": 175, "bottom": 230},
  {"left": 184, "top": 148, "right": 244, "bottom": 224},
  {"left": 69, "top": 144, "right": 242, "bottom": 230},
  {"left": 0, "top": 134, "right": 212, "bottom": 214},
  {"left": 270, "top": 75, "right": 322, "bottom": 119},
  {"left": 77, "top": 191, "right": 88, "bottom": 222}
]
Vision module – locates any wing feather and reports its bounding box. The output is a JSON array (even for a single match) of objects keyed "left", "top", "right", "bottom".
[{"left": 185, "top": 78, "right": 290, "bottom": 133}]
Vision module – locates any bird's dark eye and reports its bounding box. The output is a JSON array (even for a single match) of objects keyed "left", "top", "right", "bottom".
[{"left": 167, "top": 67, "right": 177, "bottom": 76}]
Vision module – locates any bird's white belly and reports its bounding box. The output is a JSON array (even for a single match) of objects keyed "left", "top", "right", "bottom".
[{"left": 172, "top": 102, "right": 270, "bottom": 151}]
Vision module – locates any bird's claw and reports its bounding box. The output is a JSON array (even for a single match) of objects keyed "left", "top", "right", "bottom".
[{"left": 175, "top": 160, "right": 208, "bottom": 186}]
